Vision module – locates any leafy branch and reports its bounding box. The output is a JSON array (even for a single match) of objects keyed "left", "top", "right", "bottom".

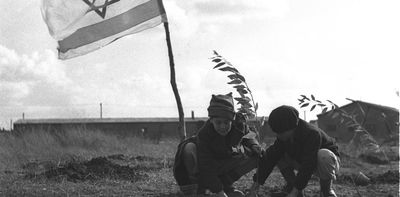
[
  {"left": 298, "top": 95, "right": 389, "bottom": 162},
  {"left": 299, "top": 95, "right": 366, "bottom": 130},
  {"left": 210, "top": 50, "right": 258, "bottom": 120}
]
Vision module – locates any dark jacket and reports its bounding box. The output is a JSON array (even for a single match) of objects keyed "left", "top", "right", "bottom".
[
  {"left": 197, "top": 118, "right": 259, "bottom": 193},
  {"left": 255, "top": 119, "right": 339, "bottom": 190}
]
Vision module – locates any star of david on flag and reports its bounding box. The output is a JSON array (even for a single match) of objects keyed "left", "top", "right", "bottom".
[{"left": 41, "top": 0, "right": 167, "bottom": 59}]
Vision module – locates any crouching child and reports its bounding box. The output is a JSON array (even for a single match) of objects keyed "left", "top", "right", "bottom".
[
  {"left": 248, "top": 105, "right": 340, "bottom": 197},
  {"left": 173, "top": 93, "right": 262, "bottom": 197}
]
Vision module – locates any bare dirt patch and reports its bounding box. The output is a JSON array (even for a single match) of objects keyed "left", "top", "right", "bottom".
[{"left": 23, "top": 154, "right": 173, "bottom": 183}]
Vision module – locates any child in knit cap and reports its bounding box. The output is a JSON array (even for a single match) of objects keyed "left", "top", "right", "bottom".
[
  {"left": 247, "top": 105, "right": 340, "bottom": 197},
  {"left": 173, "top": 93, "right": 262, "bottom": 197}
]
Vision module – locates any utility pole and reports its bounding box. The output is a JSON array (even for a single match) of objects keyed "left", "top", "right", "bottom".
[
  {"left": 100, "top": 103, "right": 103, "bottom": 119},
  {"left": 303, "top": 111, "right": 307, "bottom": 121},
  {"left": 10, "top": 119, "right": 12, "bottom": 131},
  {"left": 22, "top": 112, "right": 25, "bottom": 120}
]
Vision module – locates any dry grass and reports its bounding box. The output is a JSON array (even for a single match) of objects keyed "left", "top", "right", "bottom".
[
  {"left": 0, "top": 129, "right": 398, "bottom": 197},
  {"left": 0, "top": 128, "right": 179, "bottom": 196},
  {"left": 0, "top": 129, "right": 177, "bottom": 171}
]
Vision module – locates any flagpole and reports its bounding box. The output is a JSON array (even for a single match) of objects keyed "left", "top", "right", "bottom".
[{"left": 163, "top": 22, "right": 187, "bottom": 141}]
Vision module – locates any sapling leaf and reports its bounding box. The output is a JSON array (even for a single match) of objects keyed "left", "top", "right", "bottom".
[
  {"left": 310, "top": 105, "right": 316, "bottom": 111},
  {"left": 236, "top": 101, "right": 251, "bottom": 106},
  {"left": 237, "top": 89, "right": 248, "bottom": 97},
  {"left": 255, "top": 103, "right": 259, "bottom": 111},
  {"left": 242, "top": 103, "right": 253, "bottom": 108},
  {"left": 227, "top": 74, "right": 246, "bottom": 82},
  {"left": 322, "top": 107, "right": 328, "bottom": 113},
  {"left": 235, "top": 73, "right": 246, "bottom": 82},
  {"left": 219, "top": 66, "right": 239, "bottom": 73},
  {"left": 238, "top": 90, "right": 246, "bottom": 98},
  {"left": 212, "top": 58, "right": 222, "bottom": 63},
  {"left": 228, "top": 79, "right": 242, "bottom": 84},
  {"left": 311, "top": 94, "right": 315, "bottom": 101},
  {"left": 301, "top": 103, "right": 310, "bottom": 108},
  {"left": 239, "top": 107, "right": 254, "bottom": 113},
  {"left": 233, "top": 85, "right": 246, "bottom": 90},
  {"left": 238, "top": 89, "right": 248, "bottom": 94},
  {"left": 227, "top": 74, "right": 238, "bottom": 80},
  {"left": 214, "top": 62, "right": 226, "bottom": 69},
  {"left": 234, "top": 97, "right": 251, "bottom": 102}
]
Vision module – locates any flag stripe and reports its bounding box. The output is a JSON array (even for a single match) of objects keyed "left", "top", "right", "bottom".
[
  {"left": 58, "top": 0, "right": 165, "bottom": 53},
  {"left": 58, "top": 16, "right": 164, "bottom": 59}
]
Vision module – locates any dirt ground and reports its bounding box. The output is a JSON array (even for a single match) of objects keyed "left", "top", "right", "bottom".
[
  {"left": 0, "top": 133, "right": 398, "bottom": 197},
  {"left": 1, "top": 150, "right": 398, "bottom": 197}
]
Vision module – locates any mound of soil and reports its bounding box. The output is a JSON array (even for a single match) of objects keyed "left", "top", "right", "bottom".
[
  {"left": 336, "top": 170, "right": 399, "bottom": 185},
  {"left": 25, "top": 155, "right": 152, "bottom": 182},
  {"left": 106, "top": 154, "right": 174, "bottom": 170}
]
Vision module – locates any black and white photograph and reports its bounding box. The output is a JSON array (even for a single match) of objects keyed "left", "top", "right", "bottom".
[{"left": 0, "top": 0, "right": 399, "bottom": 196}]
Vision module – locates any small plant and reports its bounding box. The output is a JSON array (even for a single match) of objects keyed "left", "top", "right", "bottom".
[
  {"left": 210, "top": 50, "right": 258, "bottom": 120},
  {"left": 298, "top": 94, "right": 375, "bottom": 133},
  {"left": 298, "top": 95, "right": 389, "bottom": 162}
]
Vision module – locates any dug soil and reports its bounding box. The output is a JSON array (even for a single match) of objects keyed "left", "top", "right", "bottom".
[{"left": 23, "top": 154, "right": 173, "bottom": 183}]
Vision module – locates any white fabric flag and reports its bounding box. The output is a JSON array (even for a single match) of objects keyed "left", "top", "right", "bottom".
[{"left": 41, "top": 0, "right": 167, "bottom": 59}]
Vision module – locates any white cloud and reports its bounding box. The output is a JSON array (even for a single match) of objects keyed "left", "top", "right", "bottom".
[
  {"left": 164, "top": 0, "right": 290, "bottom": 38},
  {"left": 164, "top": 1, "right": 200, "bottom": 38},
  {"left": 189, "top": 0, "right": 289, "bottom": 21},
  {"left": 0, "top": 45, "right": 79, "bottom": 127},
  {"left": 0, "top": 46, "right": 70, "bottom": 85}
]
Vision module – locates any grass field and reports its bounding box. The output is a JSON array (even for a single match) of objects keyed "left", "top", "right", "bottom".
[{"left": 0, "top": 129, "right": 398, "bottom": 197}]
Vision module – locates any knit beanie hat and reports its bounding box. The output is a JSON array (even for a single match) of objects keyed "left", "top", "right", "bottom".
[
  {"left": 207, "top": 93, "right": 235, "bottom": 120},
  {"left": 268, "top": 105, "right": 299, "bottom": 133}
]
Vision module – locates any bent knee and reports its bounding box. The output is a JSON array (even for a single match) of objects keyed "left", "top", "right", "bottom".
[
  {"left": 318, "top": 149, "right": 336, "bottom": 164},
  {"left": 183, "top": 142, "right": 197, "bottom": 155}
]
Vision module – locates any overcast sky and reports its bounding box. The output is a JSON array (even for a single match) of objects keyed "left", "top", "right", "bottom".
[{"left": 1, "top": 0, "right": 399, "bottom": 129}]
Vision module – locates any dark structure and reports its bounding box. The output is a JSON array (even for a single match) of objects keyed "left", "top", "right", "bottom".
[
  {"left": 13, "top": 116, "right": 275, "bottom": 141},
  {"left": 317, "top": 100, "right": 399, "bottom": 142},
  {"left": 13, "top": 117, "right": 208, "bottom": 139}
]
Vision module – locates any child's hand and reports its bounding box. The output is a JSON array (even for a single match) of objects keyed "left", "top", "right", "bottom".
[
  {"left": 250, "top": 144, "right": 262, "bottom": 157},
  {"left": 286, "top": 188, "right": 300, "bottom": 197}
]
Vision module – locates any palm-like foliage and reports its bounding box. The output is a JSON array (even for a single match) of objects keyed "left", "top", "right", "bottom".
[{"left": 210, "top": 51, "right": 258, "bottom": 120}]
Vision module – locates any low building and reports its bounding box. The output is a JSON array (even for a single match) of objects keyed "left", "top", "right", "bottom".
[
  {"left": 13, "top": 116, "right": 275, "bottom": 140},
  {"left": 13, "top": 117, "right": 208, "bottom": 139}
]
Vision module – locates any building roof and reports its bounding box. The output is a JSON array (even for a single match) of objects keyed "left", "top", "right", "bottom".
[
  {"left": 14, "top": 116, "right": 268, "bottom": 125},
  {"left": 317, "top": 100, "right": 399, "bottom": 117},
  {"left": 14, "top": 117, "right": 209, "bottom": 125}
]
